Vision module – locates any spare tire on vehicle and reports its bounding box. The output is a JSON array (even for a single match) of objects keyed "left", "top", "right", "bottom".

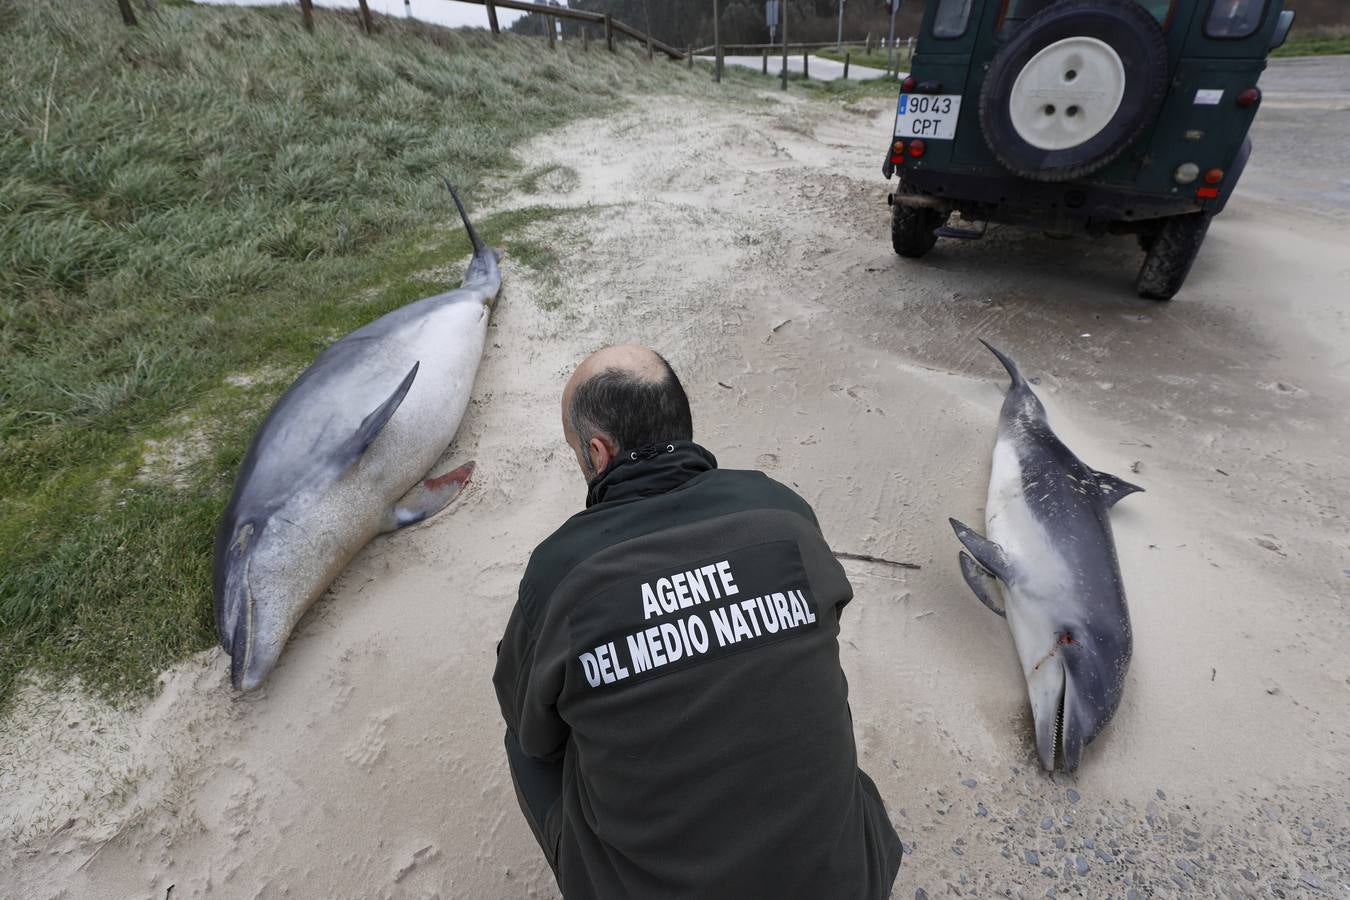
[{"left": 978, "top": 0, "right": 1168, "bottom": 182}]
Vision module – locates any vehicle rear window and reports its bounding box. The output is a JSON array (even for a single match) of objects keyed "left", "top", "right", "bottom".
[
  {"left": 933, "top": 0, "right": 974, "bottom": 38},
  {"left": 997, "top": 0, "right": 1176, "bottom": 34},
  {"left": 1205, "top": 0, "right": 1267, "bottom": 38}
]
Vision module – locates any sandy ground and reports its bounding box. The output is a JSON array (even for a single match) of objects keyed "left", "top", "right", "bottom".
[{"left": 3, "top": 58, "right": 1349, "bottom": 899}]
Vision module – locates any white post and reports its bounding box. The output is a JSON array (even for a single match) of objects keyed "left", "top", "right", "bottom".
[
  {"left": 887, "top": 0, "right": 899, "bottom": 75},
  {"left": 836, "top": 0, "right": 844, "bottom": 50}
]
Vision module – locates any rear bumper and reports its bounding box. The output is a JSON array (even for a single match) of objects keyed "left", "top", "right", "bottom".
[{"left": 894, "top": 164, "right": 1208, "bottom": 230}]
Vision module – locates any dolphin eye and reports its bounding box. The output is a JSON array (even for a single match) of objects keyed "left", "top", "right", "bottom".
[{"left": 1058, "top": 630, "right": 1075, "bottom": 646}]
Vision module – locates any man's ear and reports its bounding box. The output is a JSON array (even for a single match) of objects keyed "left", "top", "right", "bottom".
[{"left": 588, "top": 433, "right": 620, "bottom": 474}]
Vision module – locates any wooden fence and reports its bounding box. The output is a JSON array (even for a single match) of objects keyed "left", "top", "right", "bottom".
[{"left": 113, "top": 0, "right": 906, "bottom": 88}]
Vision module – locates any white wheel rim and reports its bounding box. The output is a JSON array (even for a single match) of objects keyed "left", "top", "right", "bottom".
[{"left": 1008, "top": 37, "right": 1126, "bottom": 152}]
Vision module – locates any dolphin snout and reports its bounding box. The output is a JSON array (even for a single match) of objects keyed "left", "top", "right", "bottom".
[{"left": 228, "top": 612, "right": 281, "bottom": 692}]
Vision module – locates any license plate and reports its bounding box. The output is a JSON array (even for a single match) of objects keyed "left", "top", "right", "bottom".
[{"left": 894, "top": 93, "right": 962, "bottom": 140}]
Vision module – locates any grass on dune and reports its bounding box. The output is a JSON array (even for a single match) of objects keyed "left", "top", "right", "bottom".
[
  {"left": 0, "top": 0, "right": 751, "bottom": 707},
  {"left": 1270, "top": 25, "right": 1350, "bottom": 58},
  {"left": 815, "top": 45, "right": 913, "bottom": 73}
]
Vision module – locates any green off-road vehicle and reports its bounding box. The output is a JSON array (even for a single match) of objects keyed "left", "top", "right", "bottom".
[{"left": 882, "top": 0, "right": 1294, "bottom": 299}]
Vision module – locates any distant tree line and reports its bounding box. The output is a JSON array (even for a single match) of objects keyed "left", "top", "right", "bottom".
[{"left": 508, "top": 0, "right": 928, "bottom": 47}]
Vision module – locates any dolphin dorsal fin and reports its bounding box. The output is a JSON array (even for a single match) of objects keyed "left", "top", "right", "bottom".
[
  {"left": 336, "top": 362, "right": 419, "bottom": 470},
  {"left": 1092, "top": 469, "right": 1144, "bottom": 508},
  {"left": 958, "top": 551, "right": 1006, "bottom": 617},
  {"left": 949, "top": 518, "right": 1013, "bottom": 583}
]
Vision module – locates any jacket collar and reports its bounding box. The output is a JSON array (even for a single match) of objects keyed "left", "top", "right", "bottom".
[{"left": 585, "top": 441, "right": 718, "bottom": 508}]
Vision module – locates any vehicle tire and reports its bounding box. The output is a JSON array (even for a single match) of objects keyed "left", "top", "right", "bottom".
[
  {"left": 979, "top": 0, "right": 1168, "bottom": 182},
  {"left": 1136, "top": 213, "right": 1210, "bottom": 301},
  {"left": 891, "top": 199, "right": 944, "bottom": 258}
]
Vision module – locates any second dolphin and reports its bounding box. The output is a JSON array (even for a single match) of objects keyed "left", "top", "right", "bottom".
[
  {"left": 213, "top": 182, "right": 501, "bottom": 691},
  {"left": 950, "top": 340, "right": 1142, "bottom": 772}
]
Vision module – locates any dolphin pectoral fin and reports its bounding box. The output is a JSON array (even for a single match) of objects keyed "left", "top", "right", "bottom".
[
  {"left": 958, "top": 552, "right": 1006, "bottom": 618},
  {"left": 949, "top": 518, "right": 1014, "bottom": 583},
  {"left": 1092, "top": 469, "right": 1144, "bottom": 508},
  {"left": 337, "top": 362, "right": 419, "bottom": 471},
  {"left": 382, "top": 461, "right": 475, "bottom": 532}
]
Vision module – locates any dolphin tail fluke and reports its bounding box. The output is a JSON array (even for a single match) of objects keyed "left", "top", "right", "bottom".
[
  {"left": 382, "top": 460, "right": 476, "bottom": 532},
  {"left": 949, "top": 517, "right": 1014, "bottom": 583},
  {"left": 441, "top": 178, "right": 486, "bottom": 255},
  {"left": 978, "top": 339, "right": 1024, "bottom": 390},
  {"left": 958, "top": 551, "right": 1006, "bottom": 617}
]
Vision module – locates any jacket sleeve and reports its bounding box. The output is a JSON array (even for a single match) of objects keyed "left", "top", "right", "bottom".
[{"left": 493, "top": 575, "right": 570, "bottom": 762}]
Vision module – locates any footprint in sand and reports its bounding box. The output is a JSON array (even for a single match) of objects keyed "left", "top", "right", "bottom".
[{"left": 343, "top": 713, "right": 393, "bottom": 771}]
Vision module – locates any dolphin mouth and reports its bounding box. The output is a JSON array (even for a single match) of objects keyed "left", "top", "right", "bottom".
[{"left": 1054, "top": 668, "right": 1067, "bottom": 767}]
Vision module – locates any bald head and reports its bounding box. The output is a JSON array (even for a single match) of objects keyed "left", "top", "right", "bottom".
[{"left": 561, "top": 345, "right": 693, "bottom": 480}]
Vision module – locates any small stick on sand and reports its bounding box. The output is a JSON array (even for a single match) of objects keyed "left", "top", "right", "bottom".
[{"left": 833, "top": 551, "right": 921, "bottom": 570}]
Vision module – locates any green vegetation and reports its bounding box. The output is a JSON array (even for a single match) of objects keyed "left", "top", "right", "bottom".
[
  {"left": 0, "top": 0, "right": 765, "bottom": 707},
  {"left": 1271, "top": 26, "right": 1350, "bottom": 59},
  {"left": 815, "top": 45, "right": 913, "bottom": 74}
]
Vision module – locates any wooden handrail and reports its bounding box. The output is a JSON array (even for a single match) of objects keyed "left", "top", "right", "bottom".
[
  {"left": 448, "top": 0, "right": 605, "bottom": 25},
  {"left": 444, "top": 0, "right": 685, "bottom": 59}
]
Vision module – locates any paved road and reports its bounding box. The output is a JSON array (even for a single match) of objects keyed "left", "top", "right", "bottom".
[
  {"left": 1246, "top": 55, "right": 1350, "bottom": 217},
  {"left": 713, "top": 53, "right": 892, "bottom": 81}
]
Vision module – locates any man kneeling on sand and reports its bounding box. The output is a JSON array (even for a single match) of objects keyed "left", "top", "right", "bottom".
[{"left": 493, "top": 345, "right": 903, "bottom": 899}]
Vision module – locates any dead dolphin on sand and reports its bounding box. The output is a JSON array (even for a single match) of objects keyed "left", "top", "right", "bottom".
[
  {"left": 212, "top": 182, "right": 501, "bottom": 691},
  {"left": 950, "top": 340, "right": 1142, "bottom": 771}
]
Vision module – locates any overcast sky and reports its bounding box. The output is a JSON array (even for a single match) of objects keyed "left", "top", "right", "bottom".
[{"left": 195, "top": 0, "right": 528, "bottom": 31}]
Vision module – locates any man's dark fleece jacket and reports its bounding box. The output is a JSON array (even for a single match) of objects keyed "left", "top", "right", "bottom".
[{"left": 493, "top": 441, "right": 903, "bottom": 899}]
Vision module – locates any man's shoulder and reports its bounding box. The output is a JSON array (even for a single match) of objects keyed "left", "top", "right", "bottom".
[
  {"left": 710, "top": 466, "right": 822, "bottom": 529},
  {"left": 519, "top": 467, "right": 821, "bottom": 617}
]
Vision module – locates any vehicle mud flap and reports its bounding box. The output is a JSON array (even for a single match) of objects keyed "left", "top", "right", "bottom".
[{"left": 978, "top": 0, "right": 1168, "bottom": 182}]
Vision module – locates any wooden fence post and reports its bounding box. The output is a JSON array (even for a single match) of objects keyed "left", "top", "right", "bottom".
[
  {"left": 803, "top": 50, "right": 809, "bottom": 80},
  {"left": 713, "top": 0, "right": 721, "bottom": 83},
  {"left": 647, "top": 34, "right": 654, "bottom": 61},
  {"left": 843, "top": 52, "right": 850, "bottom": 79},
  {"left": 583, "top": 27, "right": 590, "bottom": 51},
  {"left": 298, "top": 0, "right": 313, "bottom": 33},
  {"left": 604, "top": 14, "right": 614, "bottom": 52},
  {"left": 687, "top": 45, "right": 693, "bottom": 69},
  {"left": 865, "top": 33, "right": 873, "bottom": 55},
  {"left": 117, "top": 0, "right": 139, "bottom": 25},
  {"left": 485, "top": 0, "right": 499, "bottom": 34},
  {"left": 761, "top": 48, "right": 768, "bottom": 75},
  {"left": 357, "top": 0, "right": 372, "bottom": 34},
  {"left": 547, "top": 16, "right": 556, "bottom": 49}
]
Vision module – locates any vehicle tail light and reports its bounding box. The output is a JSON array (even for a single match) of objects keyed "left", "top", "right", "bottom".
[
  {"left": 908, "top": 139, "right": 926, "bottom": 158},
  {"left": 891, "top": 140, "right": 905, "bottom": 164},
  {"left": 1204, "top": 168, "right": 1224, "bottom": 184},
  {"left": 1174, "top": 163, "right": 1199, "bottom": 185},
  {"left": 1196, "top": 187, "right": 1220, "bottom": 199},
  {"left": 1236, "top": 88, "right": 1261, "bottom": 108},
  {"left": 902, "top": 75, "right": 917, "bottom": 92}
]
